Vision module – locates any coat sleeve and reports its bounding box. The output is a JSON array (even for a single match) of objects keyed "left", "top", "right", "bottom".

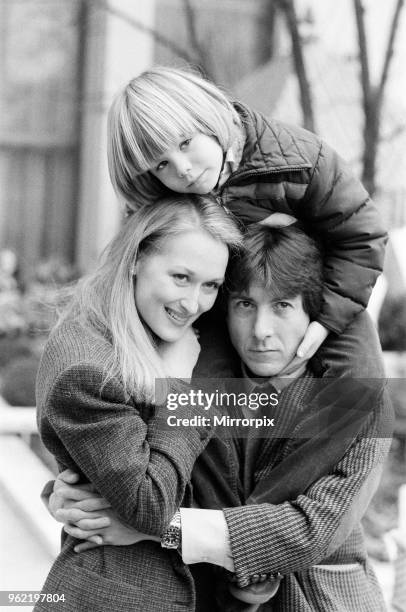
[
  {"left": 295, "top": 140, "right": 387, "bottom": 334},
  {"left": 41, "top": 363, "right": 211, "bottom": 535},
  {"left": 222, "top": 394, "right": 393, "bottom": 587}
]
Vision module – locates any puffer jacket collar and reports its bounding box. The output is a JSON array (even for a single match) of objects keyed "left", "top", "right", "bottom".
[{"left": 221, "top": 102, "right": 313, "bottom": 189}]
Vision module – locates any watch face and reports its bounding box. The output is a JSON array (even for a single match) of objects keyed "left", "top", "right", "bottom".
[
  {"left": 164, "top": 534, "right": 178, "bottom": 547},
  {"left": 162, "top": 525, "right": 181, "bottom": 549},
  {"left": 161, "top": 510, "right": 182, "bottom": 549}
]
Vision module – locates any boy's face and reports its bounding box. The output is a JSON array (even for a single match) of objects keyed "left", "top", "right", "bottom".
[
  {"left": 227, "top": 283, "right": 310, "bottom": 377},
  {"left": 149, "top": 133, "right": 223, "bottom": 194}
]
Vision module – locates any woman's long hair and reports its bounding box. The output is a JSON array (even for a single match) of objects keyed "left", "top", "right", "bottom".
[{"left": 58, "top": 195, "right": 242, "bottom": 403}]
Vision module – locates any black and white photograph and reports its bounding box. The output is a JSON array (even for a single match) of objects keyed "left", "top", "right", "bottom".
[{"left": 0, "top": 1, "right": 405, "bottom": 610}]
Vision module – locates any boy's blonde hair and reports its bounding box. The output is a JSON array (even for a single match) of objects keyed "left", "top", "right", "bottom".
[
  {"left": 108, "top": 66, "right": 241, "bottom": 211},
  {"left": 58, "top": 194, "right": 242, "bottom": 403}
]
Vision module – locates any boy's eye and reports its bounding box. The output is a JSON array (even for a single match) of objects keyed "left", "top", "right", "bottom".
[
  {"left": 180, "top": 138, "right": 192, "bottom": 150},
  {"left": 155, "top": 160, "right": 168, "bottom": 172}
]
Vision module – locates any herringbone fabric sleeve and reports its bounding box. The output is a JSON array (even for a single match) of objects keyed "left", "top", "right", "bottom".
[
  {"left": 42, "top": 362, "right": 210, "bottom": 535},
  {"left": 223, "top": 395, "right": 393, "bottom": 587}
]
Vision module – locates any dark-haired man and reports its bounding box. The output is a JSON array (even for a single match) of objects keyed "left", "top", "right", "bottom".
[{"left": 179, "top": 224, "right": 391, "bottom": 610}]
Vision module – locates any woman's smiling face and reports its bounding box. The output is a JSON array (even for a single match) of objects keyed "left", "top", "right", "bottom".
[{"left": 134, "top": 229, "right": 229, "bottom": 342}]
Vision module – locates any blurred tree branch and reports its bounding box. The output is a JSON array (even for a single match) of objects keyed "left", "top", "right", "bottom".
[
  {"left": 83, "top": 0, "right": 214, "bottom": 79},
  {"left": 274, "top": 0, "right": 315, "bottom": 132},
  {"left": 353, "top": 0, "right": 404, "bottom": 195},
  {"left": 377, "top": 0, "right": 404, "bottom": 108},
  {"left": 83, "top": 0, "right": 196, "bottom": 64},
  {"left": 275, "top": 0, "right": 404, "bottom": 197},
  {"left": 181, "top": 0, "right": 214, "bottom": 79}
]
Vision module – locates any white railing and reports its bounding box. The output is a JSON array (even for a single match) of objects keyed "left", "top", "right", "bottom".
[{"left": 0, "top": 401, "right": 60, "bottom": 558}]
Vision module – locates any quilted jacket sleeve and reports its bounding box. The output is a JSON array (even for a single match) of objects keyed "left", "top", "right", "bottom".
[
  {"left": 296, "top": 140, "right": 387, "bottom": 334},
  {"left": 222, "top": 393, "right": 393, "bottom": 587},
  {"left": 40, "top": 363, "right": 211, "bottom": 536}
]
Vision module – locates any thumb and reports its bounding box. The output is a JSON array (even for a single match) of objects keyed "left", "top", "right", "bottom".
[{"left": 58, "top": 469, "right": 80, "bottom": 484}]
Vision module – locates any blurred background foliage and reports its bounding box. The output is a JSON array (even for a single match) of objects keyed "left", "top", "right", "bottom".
[
  {"left": 0, "top": 249, "right": 78, "bottom": 405},
  {"left": 379, "top": 295, "right": 406, "bottom": 351}
]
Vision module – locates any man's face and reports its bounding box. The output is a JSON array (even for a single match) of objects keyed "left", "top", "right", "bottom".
[{"left": 227, "top": 283, "right": 310, "bottom": 377}]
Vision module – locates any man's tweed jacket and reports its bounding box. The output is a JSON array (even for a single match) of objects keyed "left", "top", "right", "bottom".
[
  {"left": 35, "top": 320, "right": 213, "bottom": 612},
  {"left": 191, "top": 371, "right": 393, "bottom": 612}
]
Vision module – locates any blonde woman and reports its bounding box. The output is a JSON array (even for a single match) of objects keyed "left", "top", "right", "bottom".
[{"left": 35, "top": 194, "right": 241, "bottom": 612}]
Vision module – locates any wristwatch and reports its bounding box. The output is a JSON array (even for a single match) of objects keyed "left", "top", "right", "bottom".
[{"left": 161, "top": 510, "right": 182, "bottom": 551}]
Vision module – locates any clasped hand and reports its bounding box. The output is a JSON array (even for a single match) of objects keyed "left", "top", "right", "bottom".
[{"left": 49, "top": 469, "right": 158, "bottom": 553}]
